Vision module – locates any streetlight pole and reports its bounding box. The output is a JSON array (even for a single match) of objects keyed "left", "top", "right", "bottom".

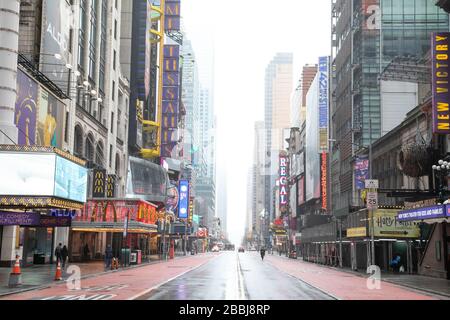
[{"left": 369, "top": 119, "right": 375, "bottom": 267}]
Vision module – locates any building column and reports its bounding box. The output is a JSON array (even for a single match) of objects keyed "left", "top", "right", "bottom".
[
  {"left": 0, "top": 0, "right": 19, "bottom": 144},
  {"left": 0, "top": 0, "right": 20, "bottom": 267},
  {"left": 0, "top": 226, "right": 19, "bottom": 267}
]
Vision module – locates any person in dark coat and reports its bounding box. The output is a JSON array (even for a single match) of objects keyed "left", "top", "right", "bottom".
[
  {"left": 61, "top": 245, "right": 69, "bottom": 269},
  {"left": 55, "top": 243, "right": 63, "bottom": 266},
  {"left": 260, "top": 247, "right": 266, "bottom": 261},
  {"left": 105, "top": 244, "right": 113, "bottom": 270},
  {"left": 83, "top": 244, "right": 90, "bottom": 261}
]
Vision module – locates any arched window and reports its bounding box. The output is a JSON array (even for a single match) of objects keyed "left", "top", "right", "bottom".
[
  {"left": 85, "top": 133, "right": 95, "bottom": 162},
  {"left": 95, "top": 141, "right": 104, "bottom": 167},
  {"left": 74, "top": 125, "right": 83, "bottom": 157}
]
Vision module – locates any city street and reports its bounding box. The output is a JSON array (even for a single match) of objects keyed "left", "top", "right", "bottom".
[
  {"left": 1, "top": 251, "right": 447, "bottom": 300},
  {"left": 140, "top": 251, "right": 333, "bottom": 300}
]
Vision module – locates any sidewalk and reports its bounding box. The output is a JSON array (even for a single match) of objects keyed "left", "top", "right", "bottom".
[
  {"left": 0, "top": 253, "right": 202, "bottom": 298},
  {"left": 0, "top": 252, "right": 219, "bottom": 300},
  {"left": 263, "top": 252, "right": 449, "bottom": 300}
]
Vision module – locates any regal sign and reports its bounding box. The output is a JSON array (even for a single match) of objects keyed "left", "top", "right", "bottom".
[
  {"left": 279, "top": 154, "right": 289, "bottom": 213},
  {"left": 432, "top": 32, "right": 450, "bottom": 134}
]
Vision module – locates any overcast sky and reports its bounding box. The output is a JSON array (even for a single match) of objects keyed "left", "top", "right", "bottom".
[{"left": 182, "top": 0, "right": 331, "bottom": 245}]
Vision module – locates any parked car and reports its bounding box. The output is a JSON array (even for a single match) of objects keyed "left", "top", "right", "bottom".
[{"left": 238, "top": 247, "right": 245, "bottom": 253}]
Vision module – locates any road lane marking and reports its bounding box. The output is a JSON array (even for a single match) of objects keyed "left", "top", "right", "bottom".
[{"left": 236, "top": 253, "right": 247, "bottom": 300}]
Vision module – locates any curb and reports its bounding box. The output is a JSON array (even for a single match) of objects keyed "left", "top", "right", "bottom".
[{"left": 0, "top": 253, "right": 209, "bottom": 298}]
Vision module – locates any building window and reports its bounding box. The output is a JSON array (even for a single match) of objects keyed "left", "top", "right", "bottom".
[
  {"left": 88, "top": 0, "right": 98, "bottom": 81},
  {"left": 95, "top": 141, "right": 104, "bottom": 167},
  {"left": 109, "top": 144, "right": 113, "bottom": 168},
  {"left": 114, "top": 19, "right": 117, "bottom": 40},
  {"left": 64, "top": 112, "right": 69, "bottom": 143},
  {"left": 74, "top": 125, "right": 83, "bottom": 157},
  {"left": 111, "top": 112, "right": 114, "bottom": 134},
  {"left": 112, "top": 81, "right": 115, "bottom": 101}
]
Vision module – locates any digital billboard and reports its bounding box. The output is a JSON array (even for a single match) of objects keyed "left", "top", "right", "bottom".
[
  {"left": 0, "top": 153, "right": 56, "bottom": 196},
  {"left": 178, "top": 180, "right": 190, "bottom": 219},
  {"left": 40, "top": 0, "right": 72, "bottom": 94},
  {"left": 54, "top": 155, "right": 88, "bottom": 203},
  {"left": 0, "top": 152, "right": 87, "bottom": 203}
]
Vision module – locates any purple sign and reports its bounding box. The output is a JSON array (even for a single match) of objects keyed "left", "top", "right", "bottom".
[
  {"left": 15, "top": 69, "right": 38, "bottom": 146},
  {"left": 0, "top": 211, "right": 40, "bottom": 226},
  {"left": 161, "top": 43, "right": 181, "bottom": 158},
  {"left": 165, "top": 0, "right": 181, "bottom": 31},
  {"left": 40, "top": 216, "right": 71, "bottom": 227},
  {"left": 432, "top": 32, "right": 450, "bottom": 134},
  {"left": 397, "top": 205, "right": 450, "bottom": 221},
  {"left": 163, "top": 72, "right": 179, "bottom": 86},
  {"left": 355, "top": 156, "right": 369, "bottom": 190},
  {"left": 0, "top": 211, "right": 72, "bottom": 227}
]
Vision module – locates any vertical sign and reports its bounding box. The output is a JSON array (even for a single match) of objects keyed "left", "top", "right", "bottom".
[
  {"left": 92, "top": 169, "right": 106, "bottom": 198},
  {"left": 318, "top": 56, "right": 329, "bottom": 153},
  {"left": 279, "top": 154, "right": 289, "bottom": 214},
  {"left": 161, "top": 44, "right": 180, "bottom": 157},
  {"left": 432, "top": 32, "right": 450, "bottom": 134},
  {"left": 321, "top": 152, "right": 328, "bottom": 211},
  {"left": 165, "top": 0, "right": 181, "bottom": 31},
  {"left": 178, "top": 180, "right": 190, "bottom": 219},
  {"left": 355, "top": 155, "right": 370, "bottom": 190},
  {"left": 189, "top": 198, "right": 194, "bottom": 223},
  {"left": 106, "top": 175, "right": 116, "bottom": 198}
]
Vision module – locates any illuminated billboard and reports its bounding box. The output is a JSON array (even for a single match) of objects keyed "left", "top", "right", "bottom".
[
  {"left": 178, "top": 180, "right": 190, "bottom": 219},
  {"left": 0, "top": 152, "right": 87, "bottom": 203},
  {"left": 279, "top": 154, "right": 289, "bottom": 214}
]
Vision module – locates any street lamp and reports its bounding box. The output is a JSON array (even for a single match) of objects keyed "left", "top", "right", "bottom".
[{"left": 432, "top": 159, "right": 450, "bottom": 204}]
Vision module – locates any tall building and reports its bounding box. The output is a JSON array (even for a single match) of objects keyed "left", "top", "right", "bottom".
[
  {"left": 0, "top": 0, "right": 130, "bottom": 267},
  {"left": 181, "top": 39, "right": 200, "bottom": 166},
  {"left": 291, "top": 65, "right": 317, "bottom": 128},
  {"left": 263, "top": 53, "right": 293, "bottom": 243},
  {"left": 330, "top": 0, "right": 449, "bottom": 216}
]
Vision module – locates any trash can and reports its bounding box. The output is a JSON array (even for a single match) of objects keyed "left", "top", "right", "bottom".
[{"left": 120, "top": 248, "right": 131, "bottom": 267}]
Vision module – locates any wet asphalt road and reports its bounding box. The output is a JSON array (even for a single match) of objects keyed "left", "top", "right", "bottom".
[{"left": 140, "top": 251, "right": 334, "bottom": 300}]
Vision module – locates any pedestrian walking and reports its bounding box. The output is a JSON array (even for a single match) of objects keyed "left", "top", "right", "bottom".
[
  {"left": 54, "top": 243, "right": 63, "bottom": 266},
  {"left": 83, "top": 244, "right": 90, "bottom": 261},
  {"left": 260, "top": 247, "right": 266, "bottom": 261},
  {"left": 390, "top": 253, "right": 401, "bottom": 273},
  {"left": 61, "top": 245, "right": 69, "bottom": 269},
  {"left": 105, "top": 244, "right": 113, "bottom": 270}
]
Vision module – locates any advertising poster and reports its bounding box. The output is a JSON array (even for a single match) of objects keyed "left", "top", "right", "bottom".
[
  {"left": 40, "top": 0, "right": 72, "bottom": 94},
  {"left": 37, "top": 89, "right": 65, "bottom": 148},
  {"left": 372, "top": 209, "right": 420, "bottom": 238},
  {"left": 355, "top": 155, "right": 369, "bottom": 190},
  {"left": 15, "top": 69, "right": 38, "bottom": 146}
]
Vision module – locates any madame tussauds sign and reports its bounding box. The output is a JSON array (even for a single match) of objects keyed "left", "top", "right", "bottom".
[{"left": 279, "top": 154, "right": 289, "bottom": 214}]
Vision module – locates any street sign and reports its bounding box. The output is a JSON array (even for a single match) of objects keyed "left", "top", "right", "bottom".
[
  {"left": 365, "top": 179, "right": 379, "bottom": 189},
  {"left": 367, "top": 192, "right": 378, "bottom": 210}
]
